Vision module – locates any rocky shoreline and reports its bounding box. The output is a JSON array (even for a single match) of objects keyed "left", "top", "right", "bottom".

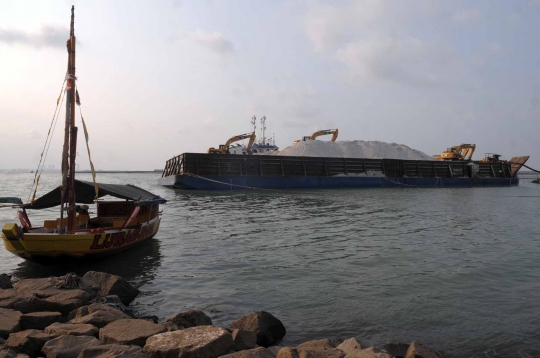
[{"left": 0, "top": 272, "right": 444, "bottom": 358}]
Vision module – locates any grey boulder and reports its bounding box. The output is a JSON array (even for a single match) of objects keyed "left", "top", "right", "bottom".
[
  {"left": 77, "top": 344, "right": 148, "bottom": 358},
  {"left": 0, "top": 274, "right": 12, "bottom": 289},
  {"left": 405, "top": 341, "right": 443, "bottom": 358},
  {"left": 336, "top": 338, "right": 362, "bottom": 356},
  {"left": 277, "top": 347, "right": 345, "bottom": 358},
  {"left": 44, "top": 323, "right": 98, "bottom": 337},
  {"left": 220, "top": 347, "right": 276, "bottom": 358},
  {"left": 232, "top": 329, "right": 258, "bottom": 351},
  {"left": 42, "top": 335, "right": 101, "bottom": 358},
  {"left": 230, "top": 312, "right": 286, "bottom": 348},
  {"left": 20, "top": 312, "right": 62, "bottom": 330},
  {"left": 6, "top": 329, "right": 56, "bottom": 357},
  {"left": 298, "top": 339, "right": 340, "bottom": 349},
  {"left": 165, "top": 309, "right": 212, "bottom": 329},
  {"left": 0, "top": 308, "right": 22, "bottom": 339},
  {"left": 81, "top": 272, "right": 139, "bottom": 306},
  {"left": 99, "top": 319, "right": 166, "bottom": 347},
  {"left": 68, "top": 304, "right": 132, "bottom": 328},
  {"left": 143, "top": 326, "right": 233, "bottom": 358},
  {"left": 378, "top": 342, "right": 409, "bottom": 358}
]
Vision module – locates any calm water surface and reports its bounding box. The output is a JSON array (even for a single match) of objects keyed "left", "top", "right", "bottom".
[{"left": 1, "top": 172, "right": 540, "bottom": 357}]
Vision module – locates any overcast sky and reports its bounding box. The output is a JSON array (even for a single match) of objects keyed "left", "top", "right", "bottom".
[{"left": 1, "top": 0, "right": 539, "bottom": 170}]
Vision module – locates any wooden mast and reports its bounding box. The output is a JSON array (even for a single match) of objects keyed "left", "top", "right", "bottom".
[
  {"left": 67, "top": 5, "right": 78, "bottom": 231},
  {"left": 60, "top": 6, "right": 77, "bottom": 233}
]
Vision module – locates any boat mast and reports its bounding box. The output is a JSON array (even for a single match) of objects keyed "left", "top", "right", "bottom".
[{"left": 60, "top": 6, "right": 78, "bottom": 233}]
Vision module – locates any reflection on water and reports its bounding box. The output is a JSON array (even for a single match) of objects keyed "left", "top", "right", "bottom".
[{"left": 11, "top": 238, "right": 162, "bottom": 289}]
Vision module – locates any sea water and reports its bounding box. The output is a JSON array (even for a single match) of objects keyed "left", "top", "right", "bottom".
[{"left": 1, "top": 171, "right": 539, "bottom": 357}]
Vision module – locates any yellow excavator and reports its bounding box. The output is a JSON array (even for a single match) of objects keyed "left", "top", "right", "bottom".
[
  {"left": 293, "top": 129, "right": 339, "bottom": 145},
  {"left": 480, "top": 153, "right": 504, "bottom": 163},
  {"left": 207, "top": 132, "right": 256, "bottom": 154},
  {"left": 433, "top": 144, "right": 476, "bottom": 161}
]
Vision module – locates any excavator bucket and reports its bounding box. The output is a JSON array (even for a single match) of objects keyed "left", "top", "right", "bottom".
[{"left": 508, "top": 156, "right": 530, "bottom": 176}]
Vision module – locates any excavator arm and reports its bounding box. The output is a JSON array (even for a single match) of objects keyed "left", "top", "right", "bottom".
[
  {"left": 208, "top": 132, "right": 256, "bottom": 154},
  {"left": 434, "top": 143, "right": 476, "bottom": 161},
  {"left": 309, "top": 129, "right": 339, "bottom": 141},
  {"left": 463, "top": 144, "right": 476, "bottom": 160}
]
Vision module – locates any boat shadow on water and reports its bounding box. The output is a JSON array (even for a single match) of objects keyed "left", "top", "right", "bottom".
[{"left": 10, "top": 238, "right": 162, "bottom": 289}]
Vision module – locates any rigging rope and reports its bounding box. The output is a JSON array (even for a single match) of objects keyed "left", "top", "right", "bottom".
[
  {"left": 76, "top": 89, "right": 99, "bottom": 201},
  {"left": 182, "top": 173, "right": 275, "bottom": 191},
  {"left": 28, "top": 80, "right": 67, "bottom": 204},
  {"left": 50, "top": 272, "right": 81, "bottom": 289}
]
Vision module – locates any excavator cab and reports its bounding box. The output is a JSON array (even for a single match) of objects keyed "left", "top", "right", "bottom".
[
  {"left": 433, "top": 144, "right": 476, "bottom": 161},
  {"left": 480, "top": 153, "right": 503, "bottom": 163},
  {"left": 207, "top": 132, "right": 256, "bottom": 155}
]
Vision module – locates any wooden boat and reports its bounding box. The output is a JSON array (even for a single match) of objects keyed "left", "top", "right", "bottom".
[{"left": 1, "top": 7, "right": 166, "bottom": 264}]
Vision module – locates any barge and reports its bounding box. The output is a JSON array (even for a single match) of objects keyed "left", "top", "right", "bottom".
[{"left": 158, "top": 153, "right": 530, "bottom": 190}]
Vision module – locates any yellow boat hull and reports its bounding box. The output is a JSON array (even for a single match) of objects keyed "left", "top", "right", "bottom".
[{"left": 1, "top": 216, "right": 161, "bottom": 264}]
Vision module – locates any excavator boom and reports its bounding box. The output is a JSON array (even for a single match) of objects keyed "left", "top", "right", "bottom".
[
  {"left": 309, "top": 129, "right": 339, "bottom": 141},
  {"left": 208, "top": 132, "right": 256, "bottom": 154},
  {"left": 434, "top": 143, "right": 476, "bottom": 161}
]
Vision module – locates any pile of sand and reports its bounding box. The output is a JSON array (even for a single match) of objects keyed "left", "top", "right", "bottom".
[{"left": 272, "top": 140, "right": 435, "bottom": 160}]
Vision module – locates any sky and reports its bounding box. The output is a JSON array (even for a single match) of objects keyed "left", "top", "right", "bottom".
[{"left": 0, "top": 0, "right": 539, "bottom": 170}]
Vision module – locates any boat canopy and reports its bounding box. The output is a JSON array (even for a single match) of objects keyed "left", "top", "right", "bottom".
[
  {"left": 26, "top": 180, "right": 166, "bottom": 209},
  {"left": 0, "top": 197, "right": 23, "bottom": 204}
]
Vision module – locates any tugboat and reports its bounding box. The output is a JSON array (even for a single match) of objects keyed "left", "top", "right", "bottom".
[
  {"left": 1, "top": 7, "right": 166, "bottom": 264},
  {"left": 229, "top": 116, "right": 279, "bottom": 155}
]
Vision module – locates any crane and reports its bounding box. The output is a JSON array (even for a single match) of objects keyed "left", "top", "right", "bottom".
[
  {"left": 432, "top": 144, "right": 476, "bottom": 161},
  {"left": 207, "top": 132, "right": 257, "bottom": 154},
  {"left": 293, "top": 128, "right": 339, "bottom": 145}
]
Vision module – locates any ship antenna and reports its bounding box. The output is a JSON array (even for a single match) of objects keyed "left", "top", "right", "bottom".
[{"left": 261, "top": 115, "right": 266, "bottom": 145}]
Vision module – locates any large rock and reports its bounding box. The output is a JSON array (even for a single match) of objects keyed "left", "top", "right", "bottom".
[
  {"left": 81, "top": 272, "right": 139, "bottom": 305},
  {"left": 277, "top": 347, "right": 345, "bottom": 358},
  {"left": 298, "top": 339, "right": 339, "bottom": 349},
  {"left": 379, "top": 342, "right": 409, "bottom": 358},
  {"left": 0, "top": 347, "right": 31, "bottom": 357},
  {"left": 0, "top": 291, "right": 31, "bottom": 310},
  {"left": 346, "top": 347, "right": 392, "bottom": 358},
  {"left": 143, "top": 326, "right": 233, "bottom": 358},
  {"left": 13, "top": 291, "right": 92, "bottom": 315},
  {"left": 77, "top": 344, "right": 148, "bottom": 358},
  {"left": 232, "top": 329, "right": 257, "bottom": 351},
  {"left": 67, "top": 303, "right": 128, "bottom": 321},
  {"left": 166, "top": 309, "right": 212, "bottom": 329},
  {"left": 162, "top": 322, "right": 182, "bottom": 332},
  {"left": 44, "top": 323, "right": 98, "bottom": 337},
  {"left": 267, "top": 347, "right": 283, "bottom": 356},
  {"left": 20, "top": 312, "right": 61, "bottom": 330},
  {"left": 220, "top": 347, "right": 275, "bottom": 358},
  {"left": 337, "top": 338, "right": 362, "bottom": 356},
  {"left": 6, "top": 329, "right": 55, "bottom": 357},
  {"left": 230, "top": 312, "right": 286, "bottom": 348},
  {"left": 0, "top": 274, "right": 12, "bottom": 289},
  {"left": 0, "top": 308, "right": 22, "bottom": 339},
  {"left": 68, "top": 304, "right": 132, "bottom": 328},
  {"left": 13, "top": 278, "right": 66, "bottom": 298},
  {"left": 42, "top": 335, "right": 101, "bottom": 358},
  {"left": 405, "top": 342, "right": 442, "bottom": 358},
  {"left": 99, "top": 319, "right": 166, "bottom": 347}
]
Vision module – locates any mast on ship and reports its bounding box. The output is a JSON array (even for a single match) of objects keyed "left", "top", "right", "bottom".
[
  {"left": 60, "top": 6, "right": 78, "bottom": 233},
  {"left": 251, "top": 115, "right": 256, "bottom": 136},
  {"left": 261, "top": 115, "right": 266, "bottom": 145}
]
